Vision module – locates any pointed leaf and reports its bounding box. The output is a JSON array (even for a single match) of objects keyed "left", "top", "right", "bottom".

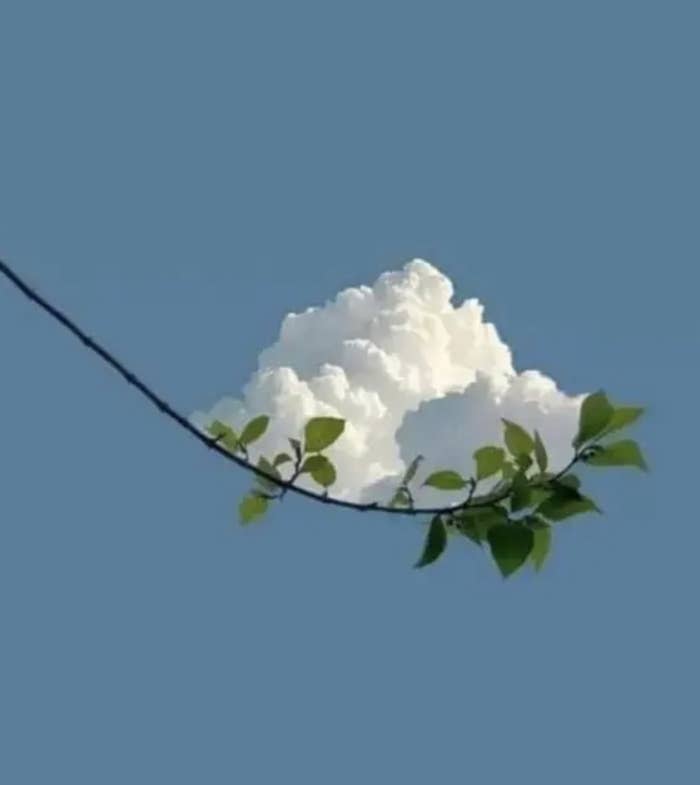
[
  {"left": 304, "top": 417, "right": 345, "bottom": 453},
  {"left": 239, "top": 493, "right": 269, "bottom": 524},
  {"left": 586, "top": 439, "right": 648, "bottom": 471},
  {"left": 538, "top": 491, "right": 600, "bottom": 521},
  {"left": 257, "top": 455, "right": 280, "bottom": 479},
  {"left": 403, "top": 455, "right": 424, "bottom": 485},
  {"left": 414, "top": 516, "right": 448, "bottom": 568},
  {"left": 574, "top": 391, "right": 614, "bottom": 448},
  {"left": 556, "top": 474, "right": 581, "bottom": 490},
  {"left": 534, "top": 430, "right": 548, "bottom": 473},
  {"left": 474, "top": 446, "right": 505, "bottom": 481},
  {"left": 510, "top": 473, "right": 532, "bottom": 512},
  {"left": 502, "top": 419, "right": 535, "bottom": 458},
  {"left": 529, "top": 525, "right": 552, "bottom": 572},
  {"left": 207, "top": 420, "right": 239, "bottom": 452},
  {"left": 255, "top": 456, "right": 281, "bottom": 492},
  {"left": 456, "top": 506, "right": 508, "bottom": 544},
  {"left": 301, "top": 454, "right": 337, "bottom": 487},
  {"left": 516, "top": 453, "right": 534, "bottom": 471},
  {"left": 600, "top": 406, "right": 645, "bottom": 437},
  {"left": 273, "top": 452, "right": 293, "bottom": 467},
  {"left": 423, "top": 470, "right": 467, "bottom": 491},
  {"left": 487, "top": 525, "right": 535, "bottom": 578},
  {"left": 528, "top": 486, "right": 552, "bottom": 507},
  {"left": 240, "top": 415, "right": 270, "bottom": 446},
  {"left": 389, "top": 487, "right": 412, "bottom": 508},
  {"left": 501, "top": 461, "right": 516, "bottom": 480},
  {"left": 288, "top": 438, "right": 302, "bottom": 460}
]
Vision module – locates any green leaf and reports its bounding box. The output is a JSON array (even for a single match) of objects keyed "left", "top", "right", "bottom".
[
  {"left": 254, "top": 457, "right": 280, "bottom": 493},
  {"left": 523, "top": 513, "right": 549, "bottom": 530},
  {"left": 600, "top": 406, "right": 645, "bottom": 437},
  {"left": 487, "top": 525, "right": 535, "bottom": 578},
  {"left": 389, "top": 487, "right": 412, "bottom": 508},
  {"left": 304, "top": 417, "right": 345, "bottom": 453},
  {"left": 240, "top": 415, "right": 270, "bottom": 446},
  {"left": 403, "top": 455, "right": 424, "bottom": 485},
  {"left": 529, "top": 524, "right": 552, "bottom": 572},
  {"left": 574, "top": 391, "right": 614, "bottom": 448},
  {"left": 288, "top": 438, "right": 302, "bottom": 461},
  {"left": 473, "top": 446, "right": 505, "bottom": 481},
  {"left": 258, "top": 456, "right": 281, "bottom": 482},
  {"left": 257, "top": 455, "right": 280, "bottom": 478},
  {"left": 556, "top": 474, "right": 581, "bottom": 490},
  {"left": 423, "top": 470, "right": 468, "bottom": 491},
  {"left": 534, "top": 430, "right": 548, "bottom": 473},
  {"left": 414, "top": 516, "right": 448, "bottom": 568},
  {"left": 273, "top": 452, "right": 293, "bottom": 467},
  {"left": 207, "top": 420, "right": 229, "bottom": 438},
  {"left": 527, "top": 486, "right": 552, "bottom": 507},
  {"left": 586, "top": 439, "right": 648, "bottom": 471},
  {"left": 501, "top": 461, "right": 516, "bottom": 480},
  {"left": 502, "top": 419, "right": 535, "bottom": 458},
  {"left": 301, "top": 454, "right": 337, "bottom": 487},
  {"left": 456, "top": 506, "right": 508, "bottom": 545},
  {"left": 538, "top": 491, "right": 600, "bottom": 521},
  {"left": 516, "top": 453, "right": 533, "bottom": 471},
  {"left": 509, "top": 473, "right": 532, "bottom": 512},
  {"left": 207, "top": 420, "right": 239, "bottom": 452},
  {"left": 239, "top": 493, "right": 269, "bottom": 524}
]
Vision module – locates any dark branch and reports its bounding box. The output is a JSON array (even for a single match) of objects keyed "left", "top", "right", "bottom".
[{"left": 0, "top": 257, "right": 579, "bottom": 517}]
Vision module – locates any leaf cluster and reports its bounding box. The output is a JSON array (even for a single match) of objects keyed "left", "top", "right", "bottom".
[
  {"left": 413, "top": 391, "right": 647, "bottom": 577},
  {"left": 207, "top": 415, "right": 346, "bottom": 524},
  {"left": 208, "top": 390, "right": 647, "bottom": 577}
]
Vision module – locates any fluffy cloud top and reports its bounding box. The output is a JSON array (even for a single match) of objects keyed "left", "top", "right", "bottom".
[{"left": 191, "top": 260, "right": 584, "bottom": 503}]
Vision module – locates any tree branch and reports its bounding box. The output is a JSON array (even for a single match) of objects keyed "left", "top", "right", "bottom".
[{"left": 0, "top": 257, "right": 579, "bottom": 517}]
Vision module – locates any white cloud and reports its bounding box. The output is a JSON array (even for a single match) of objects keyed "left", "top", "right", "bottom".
[{"left": 191, "top": 259, "right": 584, "bottom": 503}]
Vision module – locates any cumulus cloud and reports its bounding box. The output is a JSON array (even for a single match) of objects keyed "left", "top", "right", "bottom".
[{"left": 191, "top": 259, "right": 584, "bottom": 503}]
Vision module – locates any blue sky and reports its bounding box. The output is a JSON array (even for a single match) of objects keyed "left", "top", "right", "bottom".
[{"left": 0, "top": 2, "right": 697, "bottom": 783}]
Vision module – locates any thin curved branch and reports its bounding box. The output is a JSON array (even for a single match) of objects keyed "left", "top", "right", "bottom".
[{"left": 0, "top": 257, "right": 579, "bottom": 517}]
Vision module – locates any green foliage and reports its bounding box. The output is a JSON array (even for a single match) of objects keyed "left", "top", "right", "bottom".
[
  {"left": 403, "top": 455, "right": 423, "bottom": 485},
  {"left": 509, "top": 472, "right": 532, "bottom": 512},
  {"left": 533, "top": 430, "right": 548, "bottom": 473},
  {"left": 423, "top": 470, "right": 468, "bottom": 490},
  {"left": 239, "top": 493, "right": 269, "bottom": 524},
  {"left": 223, "top": 387, "right": 647, "bottom": 578},
  {"left": 501, "top": 461, "right": 516, "bottom": 480},
  {"left": 414, "top": 515, "right": 448, "bottom": 568},
  {"left": 530, "top": 524, "right": 552, "bottom": 572},
  {"left": 557, "top": 474, "right": 581, "bottom": 489},
  {"left": 537, "top": 489, "right": 600, "bottom": 521},
  {"left": 301, "top": 454, "right": 337, "bottom": 487},
  {"left": 389, "top": 487, "right": 412, "bottom": 508},
  {"left": 207, "top": 420, "right": 239, "bottom": 452},
  {"left": 487, "top": 524, "right": 534, "bottom": 577},
  {"left": 527, "top": 486, "right": 553, "bottom": 507},
  {"left": 601, "top": 406, "right": 645, "bottom": 437},
  {"left": 240, "top": 415, "right": 270, "bottom": 446},
  {"left": 586, "top": 439, "right": 648, "bottom": 470},
  {"left": 502, "top": 419, "right": 535, "bottom": 458},
  {"left": 288, "top": 438, "right": 303, "bottom": 461},
  {"left": 304, "top": 417, "right": 345, "bottom": 453},
  {"left": 455, "top": 506, "right": 508, "bottom": 545},
  {"left": 255, "top": 456, "right": 281, "bottom": 492},
  {"left": 574, "top": 391, "right": 614, "bottom": 448},
  {"left": 474, "top": 446, "right": 505, "bottom": 481}
]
